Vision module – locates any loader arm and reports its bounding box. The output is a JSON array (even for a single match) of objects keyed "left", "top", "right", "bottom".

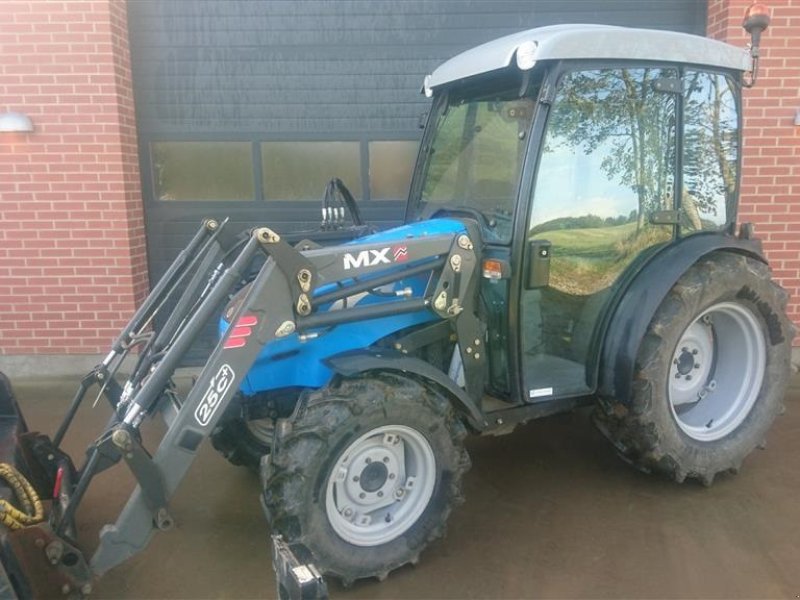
[
  {"left": 0, "top": 217, "right": 486, "bottom": 595},
  {"left": 92, "top": 222, "right": 485, "bottom": 573}
]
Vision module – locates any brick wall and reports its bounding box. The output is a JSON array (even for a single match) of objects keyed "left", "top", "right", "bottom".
[
  {"left": 0, "top": 0, "right": 147, "bottom": 356},
  {"left": 708, "top": 0, "right": 800, "bottom": 346}
]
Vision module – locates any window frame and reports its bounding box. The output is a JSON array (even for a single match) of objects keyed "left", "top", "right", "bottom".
[
  {"left": 511, "top": 60, "right": 744, "bottom": 399},
  {"left": 679, "top": 66, "right": 742, "bottom": 236},
  {"left": 143, "top": 134, "right": 422, "bottom": 206},
  {"left": 525, "top": 60, "right": 684, "bottom": 242},
  {"left": 404, "top": 68, "right": 543, "bottom": 244},
  {"left": 511, "top": 60, "right": 685, "bottom": 400}
]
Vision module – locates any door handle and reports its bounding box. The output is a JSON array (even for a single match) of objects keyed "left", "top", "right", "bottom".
[{"left": 526, "top": 240, "right": 551, "bottom": 289}]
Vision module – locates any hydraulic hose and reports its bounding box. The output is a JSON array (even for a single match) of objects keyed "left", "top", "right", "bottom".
[{"left": 0, "top": 463, "right": 44, "bottom": 530}]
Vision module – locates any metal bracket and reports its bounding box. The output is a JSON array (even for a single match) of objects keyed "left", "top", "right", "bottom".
[
  {"left": 393, "top": 320, "right": 454, "bottom": 355},
  {"left": 255, "top": 227, "right": 318, "bottom": 320},
  {"left": 649, "top": 210, "right": 681, "bottom": 225},
  {"left": 109, "top": 428, "right": 172, "bottom": 530},
  {"left": 430, "top": 234, "right": 477, "bottom": 319},
  {"left": 272, "top": 535, "right": 328, "bottom": 600},
  {"left": 653, "top": 77, "right": 683, "bottom": 94},
  {"left": 3, "top": 524, "right": 93, "bottom": 598}
]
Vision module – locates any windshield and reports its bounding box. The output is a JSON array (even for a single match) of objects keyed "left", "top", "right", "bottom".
[{"left": 410, "top": 82, "right": 537, "bottom": 243}]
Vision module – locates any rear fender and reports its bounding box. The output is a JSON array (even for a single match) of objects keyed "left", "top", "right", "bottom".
[
  {"left": 326, "top": 350, "right": 489, "bottom": 430},
  {"left": 597, "top": 233, "right": 767, "bottom": 404}
]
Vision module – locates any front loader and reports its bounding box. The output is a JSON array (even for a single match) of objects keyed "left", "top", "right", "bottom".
[
  {"left": 0, "top": 214, "right": 487, "bottom": 596},
  {"left": 0, "top": 5, "right": 794, "bottom": 597}
]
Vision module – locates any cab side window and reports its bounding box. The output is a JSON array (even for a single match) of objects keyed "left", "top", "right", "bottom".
[
  {"left": 681, "top": 71, "right": 739, "bottom": 233},
  {"left": 529, "top": 67, "right": 677, "bottom": 298}
]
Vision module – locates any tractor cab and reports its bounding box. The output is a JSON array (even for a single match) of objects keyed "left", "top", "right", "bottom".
[{"left": 405, "top": 24, "right": 754, "bottom": 408}]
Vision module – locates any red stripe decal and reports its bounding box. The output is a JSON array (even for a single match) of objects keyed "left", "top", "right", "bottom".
[
  {"left": 236, "top": 315, "right": 258, "bottom": 327},
  {"left": 223, "top": 337, "right": 247, "bottom": 349},
  {"left": 53, "top": 466, "right": 64, "bottom": 498},
  {"left": 229, "top": 326, "right": 252, "bottom": 339}
]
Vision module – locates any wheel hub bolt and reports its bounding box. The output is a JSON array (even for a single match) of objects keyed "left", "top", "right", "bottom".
[
  {"left": 686, "top": 375, "right": 692, "bottom": 381},
  {"left": 383, "top": 457, "right": 389, "bottom": 463},
  {"left": 389, "top": 473, "right": 395, "bottom": 479},
  {"left": 359, "top": 492, "right": 366, "bottom": 499},
  {"left": 378, "top": 491, "right": 384, "bottom": 497},
  {"left": 395, "top": 488, "right": 405, "bottom": 499},
  {"left": 353, "top": 476, "right": 359, "bottom": 482},
  {"left": 692, "top": 349, "right": 698, "bottom": 355},
  {"left": 675, "top": 373, "right": 681, "bottom": 379},
  {"left": 365, "top": 458, "right": 371, "bottom": 464},
  {"left": 694, "top": 363, "right": 701, "bottom": 369}
]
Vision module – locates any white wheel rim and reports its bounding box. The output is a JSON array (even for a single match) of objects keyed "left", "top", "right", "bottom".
[
  {"left": 668, "top": 302, "right": 766, "bottom": 442},
  {"left": 325, "top": 425, "right": 436, "bottom": 547}
]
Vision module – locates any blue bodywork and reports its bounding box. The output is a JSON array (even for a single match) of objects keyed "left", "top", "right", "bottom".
[{"left": 220, "top": 219, "right": 467, "bottom": 396}]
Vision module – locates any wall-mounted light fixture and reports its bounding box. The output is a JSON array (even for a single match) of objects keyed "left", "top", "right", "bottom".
[{"left": 0, "top": 111, "right": 34, "bottom": 133}]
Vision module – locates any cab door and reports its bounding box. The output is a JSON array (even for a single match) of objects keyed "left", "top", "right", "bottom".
[{"left": 519, "top": 65, "right": 678, "bottom": 402}]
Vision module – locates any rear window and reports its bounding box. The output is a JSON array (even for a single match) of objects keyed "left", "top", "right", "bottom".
[{"left": 681, "top": 71, "right": 739, "bottom": 233}]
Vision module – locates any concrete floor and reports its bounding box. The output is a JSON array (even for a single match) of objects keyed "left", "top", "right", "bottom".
[{"left": 8, "top": 373, "right": 800, "bottom": 599}]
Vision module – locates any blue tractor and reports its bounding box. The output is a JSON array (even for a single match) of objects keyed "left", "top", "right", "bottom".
[
  {"left": 209, "top": 16, "right": 793, "bottom": 586},
  {"left": 0, "top": 10, "right": 793, "bottom": 598}
]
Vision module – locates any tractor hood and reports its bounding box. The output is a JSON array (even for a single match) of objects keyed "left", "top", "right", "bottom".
[{"left": 222, "top": 218, "right": 469, "bottom": 395}]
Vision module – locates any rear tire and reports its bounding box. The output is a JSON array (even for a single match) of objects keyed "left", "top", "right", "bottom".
[
  {"left": 596, "top": 252, "right": 794, "bottom": 485},
  {"left": 261, "top": 373, "right": 469, "bottom": 584}
]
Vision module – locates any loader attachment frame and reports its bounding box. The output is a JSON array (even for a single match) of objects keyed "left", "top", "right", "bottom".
[{"left": 0, "top": 217, "right": 486, "bottom": 595}]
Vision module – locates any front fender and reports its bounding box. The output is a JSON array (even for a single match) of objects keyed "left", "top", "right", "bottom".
[
  {"left": 597, "top": 232, "right": 767, "bottom": 404},
  {"left": 326, "top": 349, "right": 489, "bottom": 430}
]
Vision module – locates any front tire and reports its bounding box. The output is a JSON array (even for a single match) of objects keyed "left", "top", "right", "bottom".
[
  {"left": 211, "top": 416, "right": 273, "bottom": 469},
  {"left": 261, "top": 374, "right": 470, "bottom": 584},
  {"left": 596, "top": 252, "right": 794, "bottom": 485}
]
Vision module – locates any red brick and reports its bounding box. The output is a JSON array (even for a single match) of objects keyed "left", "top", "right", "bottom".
[
  {"left": 0, "top": 0, "right": 145, "bottom": 355},
  {"left": 710, "top": 0, "right": 800, "bottom": 343}
]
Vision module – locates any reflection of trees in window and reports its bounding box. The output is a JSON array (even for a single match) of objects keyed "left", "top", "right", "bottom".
[
  {"left": 683, "top": 71, "right": 738, "bottom": 231},
  {"left": 529, "top": 68, "right": 677, "bottom": 296},
  {"left": 547, "top": 68, "right": 677, "bottom": 231}
]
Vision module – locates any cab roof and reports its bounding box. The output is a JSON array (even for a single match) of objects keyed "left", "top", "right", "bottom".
[{"left": 425, "top": 24, "right": 751, "bottom": 91}]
